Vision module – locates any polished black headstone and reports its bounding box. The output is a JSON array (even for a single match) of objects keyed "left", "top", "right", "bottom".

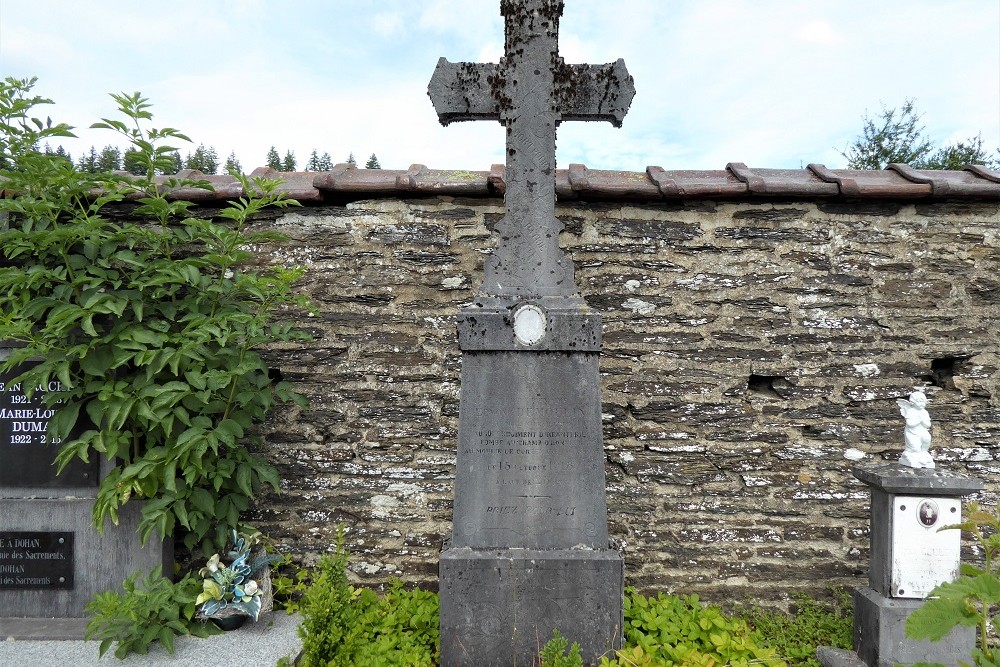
[{"left": 0, "top": 362, "right": 97, "bottom": 487}]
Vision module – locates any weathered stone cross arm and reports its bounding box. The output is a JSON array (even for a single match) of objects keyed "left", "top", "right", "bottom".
[{"left": 428, "top": 58, "right": 634, "bottom": 127}]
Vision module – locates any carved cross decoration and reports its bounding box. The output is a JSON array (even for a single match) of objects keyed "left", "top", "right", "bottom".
[{"left": 428, "top": 0, "right": 634, "bottom": 299}]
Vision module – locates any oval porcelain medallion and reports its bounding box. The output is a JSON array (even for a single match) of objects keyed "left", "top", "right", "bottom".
[{"left": 512, "top": 304, "right": 547, "bottom": 346}]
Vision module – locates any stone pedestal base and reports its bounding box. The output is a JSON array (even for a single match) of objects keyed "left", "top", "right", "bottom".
[
  {"left": 854, "top": 587, "right": 974, "bottom": 667},
  {"left": 440, "top": 546, "right": 623, "bottom": 666}
]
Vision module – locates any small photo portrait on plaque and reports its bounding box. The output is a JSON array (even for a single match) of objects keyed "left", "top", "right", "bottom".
[{"left": 917, "top": 499, "right": 940, "bottom": 528}]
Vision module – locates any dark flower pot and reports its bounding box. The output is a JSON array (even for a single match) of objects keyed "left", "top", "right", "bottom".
[{"left": 210, "top": 614, "right": 248, "bottom": 631}]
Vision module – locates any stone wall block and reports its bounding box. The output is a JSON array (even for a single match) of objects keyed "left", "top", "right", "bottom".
[{"left": 218, "top": 198, "right": 1000, "bottom": 603}]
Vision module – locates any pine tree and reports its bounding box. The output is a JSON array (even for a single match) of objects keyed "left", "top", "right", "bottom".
[
  {"left": 365, "top": 153, "right": 381, "bottom": 169},
  {"left": 203, "top": 145, "right": 219, "bottom": 175},
  {"left": 167, "top": 150, "right": 183, "bottom": 174},
  {"left": 346, "top": 152, "right": 357, "bottom": 166},
  {"left": 96, "top": 145, "right": 122, "bottom": 171},
  {"left": 265, "top": 146, "right": 282, "bottom": 171},
  {"left": 921, "top": 135, "right": 996, "bottom": 169},
  {"left": 224, "top": 151, "right": 242, "bottom": 175},
  {"left": 317, "top": 152, "right": 333, "bottom": 171},
  {"left": 305, "top": 149, "right": 320, "bottom": 172},
  {"left": 184, "top": 144, "right": 219, "bottom": 175},
  {"left": 185, "top": 147, "right": 204, "bottom": 172},
  {"left": 54, "top": 145, "right": 72, "bottom": 164},
  {"left": 282, "top": 150, "right": 296, "bottom": 172},
  {"left": 841, "top": 100, "right": 933, "bottom": 169},
  {"left": 77, "top": 146, "right": 98, "bottom": 173}
]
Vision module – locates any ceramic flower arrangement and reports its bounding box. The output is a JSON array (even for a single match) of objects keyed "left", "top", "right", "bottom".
[{"left": 196, "top": 530, "right": 281, "bottom": 626}]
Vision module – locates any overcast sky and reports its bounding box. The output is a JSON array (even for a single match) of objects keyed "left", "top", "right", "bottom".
[{"left": 2, "top": 1, "right": 998, "bottom": 172}]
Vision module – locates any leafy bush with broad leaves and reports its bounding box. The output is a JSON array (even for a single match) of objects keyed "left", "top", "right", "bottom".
[
  {"left": 907, "top": 502, "right": 1000, "bottom": 667},
  {"left": 0, "top": 76, "right": 308, "bottom": 555},
  {"left": 84, "top": 566, "right": 220, "bottom": 659},
  {"left": 600, "top": 588, "right": 787, "bottom": 667}
]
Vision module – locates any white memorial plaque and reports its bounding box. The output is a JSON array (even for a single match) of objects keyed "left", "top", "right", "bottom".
[
  {"left": 513, "top": 305, "right": 547, "bottom": 346},
  {"left": 891, "top": 495, "right": 961, "bottom": 599}
]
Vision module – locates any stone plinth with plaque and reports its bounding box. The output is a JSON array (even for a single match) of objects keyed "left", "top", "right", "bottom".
[
  {"left": 845, "top": 463, "right": 983, "bottom": 667},
  {"left": 0, "top": 341, "right": 169, "bottom": 639}
]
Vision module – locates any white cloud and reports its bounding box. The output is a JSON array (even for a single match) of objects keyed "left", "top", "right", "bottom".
[
  {"left": 373, "top": 11, "right": 405, "bottom": 38},
  {"left": 419, "top": 0, "right": 479, "bottom": 32},
  {"left": 796, "top": 20, "right": 841, "bottom": 46},
  {"left": 0, "top": 25, "right": 78, "bottom": 63},
  {"left": 476, "top": 41, "right": 504, "bottom": 64}
]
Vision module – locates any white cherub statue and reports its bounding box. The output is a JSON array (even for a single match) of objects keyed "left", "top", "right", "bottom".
[{"left": 897, "top": 390, "right": 934, "bottom": 469}]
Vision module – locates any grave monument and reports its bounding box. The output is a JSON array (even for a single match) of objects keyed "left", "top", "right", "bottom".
[
  {"left": 428, "top": 1, "right": 634, "bottom": 664},
  {"left": 819, "top": 393, "right": 983, "bottom": 667},
  {"left": 0, "top": 341, "right": 169, "bottom": 638}
]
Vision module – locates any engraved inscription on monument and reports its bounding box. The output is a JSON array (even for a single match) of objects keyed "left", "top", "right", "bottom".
[
  {"left": 891, "top": 495, "right": 961, "bottom": 599},
  {"left": 0, "top": 531, "right": 74, "bottom": 589},
  {"left": 473, "top": 414, "right": 588, "bottom": 520},
  {"left": 452, "top": 351, "right": 609, "bottom": 550},
  {"left": 0, "top": 362, "right": 97, "bottom": 487}
]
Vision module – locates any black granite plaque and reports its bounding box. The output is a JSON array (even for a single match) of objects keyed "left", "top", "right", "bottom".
[
  {"left": 0, "top": 362, "right": 97, "bottom": 487},
  {"left": 0, "top": 531, "right": 74, "bottom": 589}
]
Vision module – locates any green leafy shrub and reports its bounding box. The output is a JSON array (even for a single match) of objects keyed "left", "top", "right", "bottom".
[
  {"left": 85, "top": 566, "right": 220, "bottom": 658},
  {"left": 907, "top": 503, "right": 1000, "bottom": 667},
  {"left": 737, "top": 592, "right": 853, "bottom": 667},
  {"left": 272, "top": 553, "right": 311, "bottom": 615},
  {"left": 297, "top": 533, "right": 440, "bottom": 667},
  {"left": 0, "top": 77, "right": 308, "bottom": 555},
  {"left": 601, "top": 644, "right": 667, "bottom": 667},
  {"left": 604, "top": 588, "right": 786, "bottom": 667},
  {"left": 538, "top": 629, "right": 584, "bottom": 667}
]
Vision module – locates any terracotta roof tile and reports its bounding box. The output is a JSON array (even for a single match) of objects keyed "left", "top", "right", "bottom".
[
  {"left": 887, "top": 163, "right": 1000, "bottom": 197},
  {"left": 965, "top": 165, "right": 1000, "bottom": 183},
  {"left": 137, "top": 162, "right": 1000, "bottom": 204},
  {"left": 728, "top": 163, "right": 839, "bottom": 197},
  {"left": 809, "top": 164, "right": 930, "bottom": 198},
  {"left": 648, "top": 168, "right": 747, "bottom": 198}
]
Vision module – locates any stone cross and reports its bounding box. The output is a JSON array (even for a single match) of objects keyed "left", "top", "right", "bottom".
[
  {"left": 429, "top": 4, "right": 634, "bottom": 664},
  {"left": 428, "top": 0, "right": 634, "bottom": 298}
]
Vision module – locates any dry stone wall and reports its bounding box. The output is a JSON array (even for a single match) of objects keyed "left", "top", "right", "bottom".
[{"left": 242, "top": 196, "right": 1000, "bottom": 603}]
